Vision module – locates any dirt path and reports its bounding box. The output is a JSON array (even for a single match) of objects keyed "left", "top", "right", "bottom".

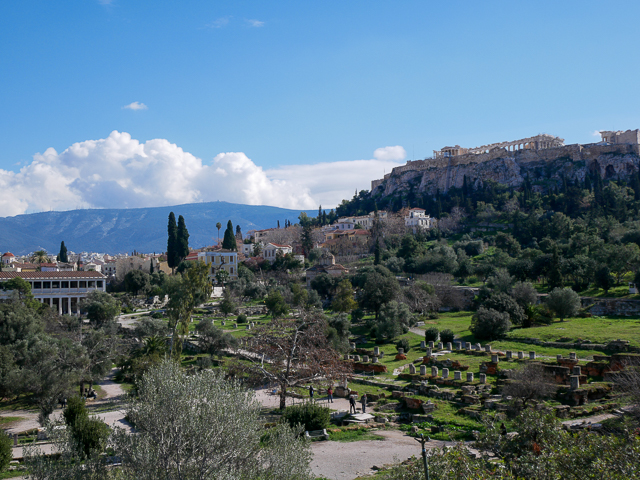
[{"left": 95, "top": 368, "right": 126, "bottom": 403}]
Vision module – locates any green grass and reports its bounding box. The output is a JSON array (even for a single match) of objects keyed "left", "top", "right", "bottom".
[
  {"left": 0, "top": 470, "right": 29, "bottom": 479},
  {"left": 0, "top": 416, "right": 25, "bottom": 425},
  {"left": 506, "top": 317, "right": 640, "bottom": 347},
  {"left": 328, "top": 428, "right": 386, "bottom": 442}
]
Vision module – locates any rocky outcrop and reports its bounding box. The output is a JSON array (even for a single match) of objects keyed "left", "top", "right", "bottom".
[{"left": 371, "top": 143, "right": 640, "bottom": 197}]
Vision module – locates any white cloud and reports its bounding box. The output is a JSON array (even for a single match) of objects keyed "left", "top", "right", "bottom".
[
  {"left": 122, "top": 101, "right": 148, "bottom": 111},
  {"left": 373, "top": 145, "right": 406, "bottom": 161},
  {"left": 246, "top": 19, "right": 264, "bottom": 27},
  {"left": 592, "top": 130, "right": 601, "bottom": 137},
  {"left": 207, "top": 17, "right": 231, "bottom": 28},
  {"left": 0, "top": 133, "right": 406, "bottom": 216}
]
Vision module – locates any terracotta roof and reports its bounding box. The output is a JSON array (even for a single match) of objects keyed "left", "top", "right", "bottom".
[
  {"left": 2, "top": 252, "right": 15, "bottom": 257},
  {"left": 410, "top": 207, "right": 425, "bottom": 211},
  {"left": 0, "top": 271, "right": 106, "bottom": 279}
]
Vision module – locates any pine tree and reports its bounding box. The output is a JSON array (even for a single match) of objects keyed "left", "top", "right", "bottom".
[
  {"left": 58, "top": 241, "right": 68, "bottom": 263},
  {"left": 222, "top": 220, "right": 237, "bottom": 250},
  {"left": 177, "top": 215, "right": 190, "bottom": 262},
  {"left": 167, "top": 212, "right": 179, "bottom": 271}
]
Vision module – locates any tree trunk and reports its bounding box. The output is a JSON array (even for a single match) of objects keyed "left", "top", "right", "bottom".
[{"left": 280, "top": 384, "right": 287, "bottom": 410}]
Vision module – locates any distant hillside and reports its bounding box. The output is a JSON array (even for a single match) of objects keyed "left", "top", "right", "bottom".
[{"left": 0, "top": 201, "right": 315, "bottom": 255}]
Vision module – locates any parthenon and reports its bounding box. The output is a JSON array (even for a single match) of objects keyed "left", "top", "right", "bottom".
[{"left": 433, "top": 133, "right": 565, "bottom": 159}]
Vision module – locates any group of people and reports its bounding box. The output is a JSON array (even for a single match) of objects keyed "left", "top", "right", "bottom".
[{"left": 308, "top": 385, "right": 367, "bottom": 413}]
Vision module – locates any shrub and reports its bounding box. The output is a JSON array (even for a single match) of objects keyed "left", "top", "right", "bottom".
[
  {"left": 439, "top": 329, "right": 455, "bottom": 343},
  {"left": 470, "top": 307, "right": 511, "bottom": 340},
  {"left": 546, "top": 287, "right": 580, "bottom": 321},
  {"left": 482, "top": 293, "right": 526, "bottom": 326},
  {"left": 236, "top": 313, "right": 248, "bottom": 324},
  {"left": 63, "top": 396, "right": 88, "bottom": 427},
  {"left": 424, "top": 327, "right": 439, "bottom": 342},
  {"left": 282, "top": 402, "right": 330, "bottom": 431},
  {"left": 71, "top": 416, "right": 111, "bottom": 458},
  {"left": 396, "top": 338, "right": 410, "bottom": 353},
  {"left": 0, "top": 431, "right": 11, "bottom": 473}
]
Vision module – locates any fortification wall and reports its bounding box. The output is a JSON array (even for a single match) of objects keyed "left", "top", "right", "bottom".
[{"left": 371, "top": 143, "right": 640, "bottom": 193}]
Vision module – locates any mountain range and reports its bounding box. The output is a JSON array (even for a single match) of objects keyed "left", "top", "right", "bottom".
[{"left": 0, "top": 202, "right": 315, "bottom": 255}]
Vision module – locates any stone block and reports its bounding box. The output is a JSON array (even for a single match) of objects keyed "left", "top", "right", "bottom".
[
  {"left": 431, "top": 366, "right": 439, "bottom": 377},
  {"left": 529, "top": 351, "right": 536, "bottom": 360},
  {"left": 409, "top": 364, "right": 416, "bottom": 374},
  {"left": 479, "top": 373, "right": 486, "bottom": 384},
  {"left": 428, "top": 341, "right": 434, "bottom": 348},
  {"left": 420, "top": 365, "right": 427, "bottom": 376},
  {"left": 437, "top": 342, "right": 443, "bottom": 349},
  {"left": 373, "top": 346, "right": 380, "bottom": 355},
  {"left": 446, "top": 342, "right": 453, "bottom": 351},
  {"left": 518, "top": 351, "right": 524, "bottom": 360},
  {"left": 491, "top": 354, "right": 499, "bottom": 363},
  {"left": 506, "top": 350, "right": 512, "bottom": 360},
  {"left": 442, "top": 368, "right": 449, "bottom": 379},
  {"left": 466, "top": 372, "right": 474, "bottom": 382},
  {"left": 454, "top": 371, "right": 462, "bottom": 380}
]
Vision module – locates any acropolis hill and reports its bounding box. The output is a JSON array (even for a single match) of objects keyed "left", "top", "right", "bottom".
[{"left": 371, "top": 130, "right": 640, "bottom": 197}]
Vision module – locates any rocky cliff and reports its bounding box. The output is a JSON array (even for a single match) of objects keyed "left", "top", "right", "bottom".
[{"left": 371, "top": 143, "right": 640, "bottom": 197}]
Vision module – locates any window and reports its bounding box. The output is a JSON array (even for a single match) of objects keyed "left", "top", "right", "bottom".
[
  {"left": 33, "top": 282, "right": 42, "bottom": 289},
  {"left": 80, "top": 281, "right": 87, "bottom": 288},
  {"left": 70, "top": 281, "right": 78, "bottom": 288},
  {"left": 43, "top": 282, "right": 51, "bottom": 288},
  {"left": 88, "top": 281, "right": 95, "bottom": 288},
  {"left": 52, "top": 281, "right": 60, "bottom": 289},
  {"left": 61, "top": 281, "right": 69, "bottom": 288},
  {"left": 97, "top": 281, "right": 103, "bottom": 288},
  {"left": 230, "top": 267, "right": 234, "bottom": 274}
]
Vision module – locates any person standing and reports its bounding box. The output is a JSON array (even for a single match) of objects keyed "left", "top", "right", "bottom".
[
  {"left": 360, "top": 393, "right": 367, "bottom": 413},
  {"left": 327, "top": 386, "right": 334, "bottom": 403},
  {"left": 309, "top": 385, "right": 314, "bottom": 401},
  {"left": 349, "top": 394, "right": 357, "bottom": 413}
]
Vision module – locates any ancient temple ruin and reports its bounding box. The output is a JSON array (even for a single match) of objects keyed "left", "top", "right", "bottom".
[{"left": 433, "top": 133, "right": 565, "bottom": 159}]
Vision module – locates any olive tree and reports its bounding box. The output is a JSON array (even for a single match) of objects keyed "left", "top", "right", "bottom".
[
  {"left": 112, "top": 361, "right": 312, "bottom": 480},
  {"left": 546, "top": 287, "right": 580, "bottom": 321}
]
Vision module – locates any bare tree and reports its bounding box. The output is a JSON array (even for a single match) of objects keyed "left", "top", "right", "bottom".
[
  {"left": 611, "top": 360, "right": 640, "bottom": 423},
  {"left": 237, "top": 311, "right": 352, "bottom": 409},
  {"left": 502, "top": 363, "right": 558, "bottom": 409}
]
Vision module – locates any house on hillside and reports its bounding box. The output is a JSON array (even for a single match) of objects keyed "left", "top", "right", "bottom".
[
  {"left": 404, "top": 208, "right": 436, "bottom": 233},
  {"left": 262, "top": 243, "right": 292, "bottom": 263},
  {"left": 2, "top": 253, "right": 15, "bottom": 265},
  {"left": 197, "top": 250, "right": 238, "bottom": 283}
]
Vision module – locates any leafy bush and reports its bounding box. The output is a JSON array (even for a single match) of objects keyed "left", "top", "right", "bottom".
[
  {"left": 282, "top": 402, "right": 330, "bottom": 431},
  {"left": 63, "top": 396, "right": 88, "bottom": 426},
  {"left": 236, "top": 313, "right": 248, "bottom": 324},
  {"left": 424, "top": 327, "right": 439, "bottom": 342},
  {"left": 71, "top": 416, "right": 111, "bottom": 458},
  {"left": 0, "top": 430, "right": 11, "bottom": 473},
  {"left": 470, "top": 307, "right": 512, "bottom": 340},
  {"left": 439, "top": 329, "right": 455, "bottom": 343},
  {"left": 546, "top": 287, "right": 580, "bottom": 321},
  {"left": 396, "top": 338, "right": 410, "bottom": 353},
  {"left": 482, "top": 293, "right": 526, "bottom": 326}
]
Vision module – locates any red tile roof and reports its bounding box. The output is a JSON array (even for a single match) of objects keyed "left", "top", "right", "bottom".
[
  {"left": 0, "top": 271, "right": 105, "bottom": 279},
  {"left": 2, "top": 252, "right": 15, "bottom": 257}
]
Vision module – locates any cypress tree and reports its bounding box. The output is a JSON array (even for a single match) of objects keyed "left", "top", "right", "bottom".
[
  {"left": 222, "top": 220, "right": 237, "bottom": 250},
  {"left": 58, "top": 241, "right": 68, "bottom": 263},
  {"left": 167, "top": 212, "right": 179, "bottom": 270},
  {"left": 177, "top": 215, "right": 190, "bottom": 262},
  {"left": 235, "top": 225, "right": 243, "bottom": 240},
  {"left": 374, "top": 238, "right": 381, "bottom": 265}
]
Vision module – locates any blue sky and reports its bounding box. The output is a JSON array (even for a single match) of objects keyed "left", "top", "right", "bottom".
[{"left": 1, "top": 0, "right": 640, "bottom": 215}]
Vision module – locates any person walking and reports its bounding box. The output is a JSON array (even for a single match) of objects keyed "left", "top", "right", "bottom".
[
  {"left": 327, "top": 386, "right": 334, "bottom": 403},
  {"left": 349, "top": 394, "right": 357, "bottom": 413},
  {"left": 360, "top": 393, "right": 367, "bottom": 413},
  {"left": 309, "top": 385, "right": 314, "bottom": 401}
]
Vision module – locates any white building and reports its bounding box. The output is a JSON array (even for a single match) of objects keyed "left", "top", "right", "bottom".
[
  {"left": 261, "top": 243, "right": 293, "bottom": 263},
  {"left": 197, "top": 250, "right": 238, "bottom": 283},
  {"left": 0, "top": 271, "right": 107, "bottom": 315},
  {"left": 404, "top": 208, "right": 435, "bottom": 233}
]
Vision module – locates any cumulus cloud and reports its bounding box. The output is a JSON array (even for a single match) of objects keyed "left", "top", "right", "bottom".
[
  {"left": 592, "top": 130, "right": 601, "bottom": 137},
  {"left": 246, "top": 19, "right": 264, "bottom": 27},
  {"left": 373, "top": 145, "right": 406, "bottom": 161},
  {"left": 0, "top": 132, "right": 406, "bottom": 216},
  {"left": 122, "top": 101, "right": 148, "bottom": 111}
]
